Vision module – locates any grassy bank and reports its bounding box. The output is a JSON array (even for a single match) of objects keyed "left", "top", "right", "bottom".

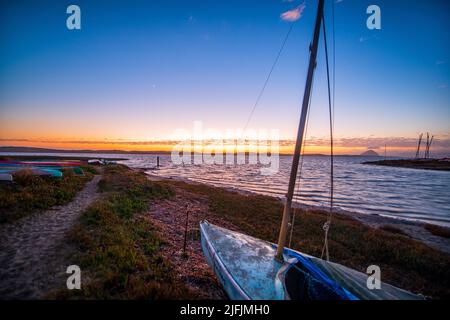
[
  {"left": 0, "top": 166, "right": 95, "bottom": 224},
  {"left": 160, "top": 179, "right": 450, "bottom": 299},
  {"left": 54, "top": 165, "right": 192, "bottom": 299}
]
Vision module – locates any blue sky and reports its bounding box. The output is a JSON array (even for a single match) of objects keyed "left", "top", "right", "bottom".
[{"left": 0, "top": 0, "right": 449, "bottom": 155}]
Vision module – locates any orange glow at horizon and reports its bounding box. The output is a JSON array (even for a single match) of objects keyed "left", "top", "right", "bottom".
[{"left": 0, "top": 138, "right": 423, "bottom": 155}]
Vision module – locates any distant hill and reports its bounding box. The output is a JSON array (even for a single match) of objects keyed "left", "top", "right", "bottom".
[
  {"left": 0, "top": 146, "right": 171, "bottom": 155},
  {"left": 0, "top": 146, "right": 387, "bottom": 157},
  {"left": 360, "top": 150, "right": 380, "bottom": 157}
]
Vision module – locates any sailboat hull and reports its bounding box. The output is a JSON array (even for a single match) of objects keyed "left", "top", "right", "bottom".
[
  {"left": 200, "top": 221, "right": 423, "bottom": 300},
  {"left": 200, "top": 221, "right": 286, "bottom": 300}
]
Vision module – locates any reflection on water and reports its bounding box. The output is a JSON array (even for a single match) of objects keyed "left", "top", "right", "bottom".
[{"left": 2, "top": 152, "right": 450, "bottom": 227}]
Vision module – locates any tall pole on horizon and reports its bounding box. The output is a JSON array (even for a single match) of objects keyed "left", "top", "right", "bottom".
[
  {"left": 427, "top": 135, "right": 434, "bottom": 159},
  {"left": 276, "top": 0, "right": 325, "bottom": 260},
  {"left": 415, "top": 133, "right": 423, "bottom": 159}
]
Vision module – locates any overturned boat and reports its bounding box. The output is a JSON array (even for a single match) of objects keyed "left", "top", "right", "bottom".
[{"left": 200, "top": 221, "right": 422, "bottom": 300}]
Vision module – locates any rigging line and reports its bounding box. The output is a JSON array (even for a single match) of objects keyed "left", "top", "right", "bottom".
[
  {"left": 242, "top": 22, "right": 295, "bottom": 133},
  {"left": 220, "top": 23, "right": 294, "bottom": 182},
  {"left": 321, "top": 6, "right": 335, "bottom": 262},
  {"left": 225, "top": 23, "right": 295, "bottom": 181}
]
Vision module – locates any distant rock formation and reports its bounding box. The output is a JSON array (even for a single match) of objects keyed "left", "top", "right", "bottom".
[{"left": 360, "top": 150, "right": 380, "bottom": 157}]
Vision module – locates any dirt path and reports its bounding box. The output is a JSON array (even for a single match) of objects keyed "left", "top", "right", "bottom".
[
  {"left": 145, "top": 181, "right": 240, "bottom": 299},
  {"left": 0, "top": 175, "right": 102, "bottom": 299}
]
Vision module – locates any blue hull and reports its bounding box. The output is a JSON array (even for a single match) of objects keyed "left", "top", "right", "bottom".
[
  {"left": 200, "top": 221, "right": 423, "bottom": 300},
  {"left": 200, "top": 221, "right": 353, "bottom": 300}
]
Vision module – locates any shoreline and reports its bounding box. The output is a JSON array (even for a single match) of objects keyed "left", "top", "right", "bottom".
[
  {"left": 143, "top": 170, "right": 450, "bottom": 255},
  {"left": 141, "top": 169, "right": 450, "bottom": 227},
  {"left": 2, "top": 163, "right": 449, "bottom": 299}
]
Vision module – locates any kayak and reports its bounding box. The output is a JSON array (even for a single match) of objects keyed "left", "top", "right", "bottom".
[
  {"left": 0, "top": 161, "right": 82, "bottom": 167},
  {"left": 200, "top": 221, "right": 423, "bottom": 300},
  {"left": 0, "top": 166, "right": 83, "bottom": 175},
  {"left": 0, "top": 168, "right": 63, "bottom": 178},
  {"left": 0, "top": 173, "right": 13, "bottom": 182}
]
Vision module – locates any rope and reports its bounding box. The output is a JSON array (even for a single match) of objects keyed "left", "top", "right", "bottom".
[
  {"left": 242, "top": 22, "right": 295, "bottom": 133},
  {"left": 320, "top": 1, "right": 335, "bottom": 262},
  {"left": 220, "top": 22, "right": 295, "bottom": 182}
]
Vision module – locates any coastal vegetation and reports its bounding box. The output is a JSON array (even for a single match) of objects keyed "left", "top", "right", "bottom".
[
  {"left": 54, "top": 165, "right": 192, "bottom": 299},
  {"left": 0, "top": 166, "right": 95, "bottom": 224}
]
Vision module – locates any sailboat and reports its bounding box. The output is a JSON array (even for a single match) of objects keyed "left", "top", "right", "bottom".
[{"left": 199, "top": 0, "right": 423, "bottom": 300}]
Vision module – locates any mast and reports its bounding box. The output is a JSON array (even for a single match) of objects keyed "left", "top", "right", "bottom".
[
  {"left": 276, "top": 0, "right": 325, "bottom": 260},
  {"left": 428, "top": 136, "right": 434, "bottom": 159},
  {"left": 415, "top": 133, "right": 423, "bottom": 159}
]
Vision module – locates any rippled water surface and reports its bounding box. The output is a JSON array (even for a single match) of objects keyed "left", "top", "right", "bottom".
[{"left": 3, "top": 152, "right": 450, "bottom": 227}]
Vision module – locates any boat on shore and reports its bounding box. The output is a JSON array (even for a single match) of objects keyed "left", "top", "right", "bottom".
[
  {"left": 200, "top": 0, "right": 424, "bottom": 300},
  {"left": 200, "top": 221, "right": 423, "bottom": 300}
]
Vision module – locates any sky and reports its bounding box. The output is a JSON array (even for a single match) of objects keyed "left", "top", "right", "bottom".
[{"left": 0, "top": 0, "right": 449, "bottom": 156}]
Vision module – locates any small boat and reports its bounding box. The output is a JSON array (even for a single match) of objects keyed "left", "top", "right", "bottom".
[
  {"left": 34, "top": 168, "right": 64, "bottom": 178},
  {"left": 0, "top": 168, "right": 63, "bottom": 178},
  {"left": 0, "top": 162, "right": 84, "bottom": 176},
  {"left": 0, "top": 160, "right": 82, "bottom": 167},
  {"left": 0, "top": 173, "right": 13, "bottom": 182},
  {"left": 200, "top": 221, "right": 422, "bottom": 300},
  {"left": 200, "top": 0, "right": 424, "bottom": 300},
  {"left": 88, "top": 159, "right": 104, "bottom": 165}
]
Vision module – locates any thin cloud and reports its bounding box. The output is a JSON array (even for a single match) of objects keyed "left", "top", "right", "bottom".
[
  {"left": 280, "top": 3, "right": 306, "bottom": 22},
  {"left": 438, "top": 83, "right": 448, "bottom": 89},
  {"left": 359, "top": 36, "right": 368, "bottom": 43},
  {"left": 188, "top": 15, "right": 196, "bottom": 24}
]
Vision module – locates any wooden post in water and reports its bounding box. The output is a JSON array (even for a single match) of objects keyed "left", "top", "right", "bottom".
[
  {"left": 157, "top": 156, "right": 160, "bottom": 167},
  {"left": 276, "top": 0, "right": 324, "bottom": 261}
]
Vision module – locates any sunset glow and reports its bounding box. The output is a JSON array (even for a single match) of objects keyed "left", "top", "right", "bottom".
[{"left": 1, "top": 0, "right": 449, "bottom": 157}]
